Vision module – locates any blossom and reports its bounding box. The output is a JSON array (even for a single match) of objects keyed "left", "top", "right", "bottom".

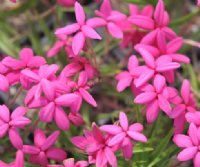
[
  {"left": 0, "top": 105, "right": 30, "bottom": 149},
  {"left": 88, "top": 0, "right": 126, "bottom": 38},
  {"left": 71, "top": 123, "right": 117, "bottom": 167},
  {"left": 2, "top": 48, "right": 46, "bottom": 89},
  {"left": 0, "top": 150, "right": 24, "bottom": 167},
  {"left": 115, "top": 55, "right": 140, "bottom": 92},
  {"left": 23, "top": 129, "right": 66, "bottom": 166},
  {"left": 47, "top": 35, "right": 75, "bottom": 58},
  {"left": 173, "top": 123, "right": 200, "bottom": 167},
  {"left": 22, "top": 64, "right": 58, "bottom": 100},
  {"left": 134, "top": 74, "right": 171, "bottom": 123},
  {"left": 55, "top": 2, "right": 102, "bottom": 55},
  {"left": 134, "top": 48, "right": 180, "bottom": 87},
  {"left": 39, "top": 93, "right": 79, "bottom": 130},
  {"left": 169, "top": 80, "right": 197, "bottom": 134},
  {"left": 100, "top": 112, "right": 147, "bottom": 159}
]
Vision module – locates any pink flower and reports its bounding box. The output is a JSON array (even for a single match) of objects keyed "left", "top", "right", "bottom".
[
  {"left": 0, "top": 105, "right": 30, "bottom": 149},
  {"left": 2, "top": 48, "right": 46, "bottom": 89},
  {"left": 135, "top": 37, "right": 190, "bottom": 64},
  {"left": 134, "top": 74, "right": 171, "bottom": 123},
  {"left": 10, "top": 0, "right": 16, "bottom": 2},
  {"left": 47, "top": 35, "right": 75, "bottom": 58},
  {"left": 173, "top": 123, "right": 200, "bottom": 167},
  {"left": 134, "top": 48, "right": 180, "bottom": 87},
  {"left": 55, "top": 2, "right": 102, "bottom": 55},
  {"left": 88, "top": 0, "right": 126, "bottom": 38},
  {"left": 0, "top": 150, "right": 24, "bottom": 167},
  {"left": 71, "top": 123, "right": 117, "bottom": 167},
  {"left": 100, "top": 112, "right": 147, "bottom": 159},
  {"left": 69, "top": 71, "right": 97, "bottom": 112},
  {"left": 23, "top": 129, "right": 66, "bottom": 166},
  {"left": 39, "top": 93, "right": 79, "bottom": 130},
  {"left": 169, "top": 80, "right": 197, "bottom": 134},
  {"left": 22, "top": 64, "right": 58, "bottom": 100},
  {"left": 197, "top": 0, "right": 200, "bottom": 6},
  {"left": 115, "top": 55, "right": 140, "bottom": 92}
]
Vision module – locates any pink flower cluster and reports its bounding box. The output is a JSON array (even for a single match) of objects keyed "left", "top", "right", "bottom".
[
  {"left": 71, "top": 112, "right": 147, "bottom": 167},
  {"left": 1, "top": 0, "right": 200, "bottom": 166}
]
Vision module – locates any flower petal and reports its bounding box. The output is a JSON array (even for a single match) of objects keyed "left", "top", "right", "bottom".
[
  {"left": 119, "top": 112, "right": 129, "bottom": 131},
  {"left": 177, "top": 147, "right": 197, "bottom": 161},
  {"left": 173, "top": 134, "right": 193, "bottom": 148},
  {"left": 107, "top": 22, "right": 123, "bottom": 39},
  {"left": 82, "top": 25, "right": 102, "bottom": 39},
  {"left": 75, "top": 2, "right": 85, "bottom": 25},
  {"left": 72, "top": 32, "right": 85, "bottom": 55}
]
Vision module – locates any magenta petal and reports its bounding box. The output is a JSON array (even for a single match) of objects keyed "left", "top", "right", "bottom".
[
  {"left": 127, "top": 131, "right": 147, "bottom": 142},
  {"left": 15, "top": 150, "right": 24, "bottom": 167},
  {"left": 129, "top": 123, "right": 143, "bottom": 132},
  {"left": 169, "top": 54, "right": 190, "bottom": 64},
  {"left": 104, "top": 147, "right": 117, "bottom": 167},
  {"left": 137, "top": 48, "right": 155, "bottom": 68},
  {"left": 34, "top": 129, "right": 46, "bottom": 147},
  {"left": 107, "top": 22, "right": 123, "bottom": 39},
  {"left": 188, "top": 123, "right": 199, "bottom": 146},
  {"left": 134, "top": 69, "right": 154, "bottom": 87},
  {"left": 146, "top": 100, "right": 160, "bottom": 123},
  {"left": 41, "top": 79, "right": 55, "bottom": 101},
  {"left": 134, "top": 92, "right": 156, "bottom": 104},
  {"left": 154, "top": 0, "right": 165, "bottom": 25},
  {"left": 0, "top": 124, "right": 9, "bottom": 137},
  {"left": 71, "top": 136, "right": 87, "bottom": 150},
  {"left": 21, "top": 69, "right": 39, "bottom": 82},
  {"left": 82, "top": 25, "right": 102, "bottom": 39},
  {"left": 23, "top": 145, "right": 40, "bottom": 154},
  {"left": 41, "top": 130, "right": 60, "bottom": 151},
  {"left": 20, "top": 48, "right": 33, "bottom": 63},
  {"left": 157, "top": 30, "right": 167, "bottom": 53},
  {"left": 28, "top": 56, "right": 46, "bottom": 67},
  {"left": 72, "top": 32, "right": 85, "bottom": 55},
  {"left": 46, "top": 147, "right": 67, "bottom": 161},
  {"left": 153, "top": 74, "right": 166, "bottom": 93},
  {"left": 119, "top": 112, "right": 129, "bottom": 131},
  {"left": 55, "top": 93, "right": 79, "bottom": 106},
  {"left": 100, "top": 125, "right": 122, "bottom": 135},
  {"left": 10, "top": 116, "right": 31, "bottom": 128},
  {"left": 167, "top": 37, "right": 183, "bottom": 53},
  {"left": 79, "top": 88, "right": 97, "bottom": 107},
  {"left": 181, "top": 80, "right": 190, "bottom": 104},
  {"left": 122, "top": 138, "right": 133, "bottom": 160},
  {"left": 11, "top": 106, "right": 26, "bottom": 119},
  {"left": 156, "top": 62, "right": 180, "bottom": 72},
  {"left": 128, "top": 15, "right": 154, "bottom": 30},
  {"left": 0, "top": 74, "right": 9, "bottom": 92},
  {"left": 55, "top": 107, "right": 70, "bottom": 130},
  {"left": 9, "top": 128, "right": 23, "bottom": 150},
  {"left": 194, "top": 152, "right": 200, "bottom": 167},
  {"left": 86, "top": 17, "right": 107, "bottom": 28},
  {"left": 100, "top": 0, "right": 112, "bottom": 16},
  {"left": 173, "top": 134, "right": 193, "bottom": 148},
  {"left": 0, "top": 105, "right": 10, "bottom": 122},
  {"left": 75, "top": 2, "right": 85, "bottom": 25},
  {"left": 116, "top": 72, "right": 132, "bottom": 92},
  {"left": 158, "top": 95, "right": 171, "bottom": 115},
  {"left": 108, "top": 132, "right": 126, "bottom": 146},
  {"left": 39, "top": 102, "right": 55, "bottom": 122},
  {"left": 177, "top": 147, "right": 197, "bottom": 161},
  {"left": 55, "top": 23, "right": 80, "bottom": 35}
]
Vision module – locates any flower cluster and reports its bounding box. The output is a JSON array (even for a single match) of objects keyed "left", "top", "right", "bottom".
[{"left": 1, "top": 0, "right": 200, "bottom": 166}]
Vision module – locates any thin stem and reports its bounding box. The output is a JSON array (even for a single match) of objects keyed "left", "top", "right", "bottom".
[{"left": 8, "top": 86, "right": 23, "bottom": 107}]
